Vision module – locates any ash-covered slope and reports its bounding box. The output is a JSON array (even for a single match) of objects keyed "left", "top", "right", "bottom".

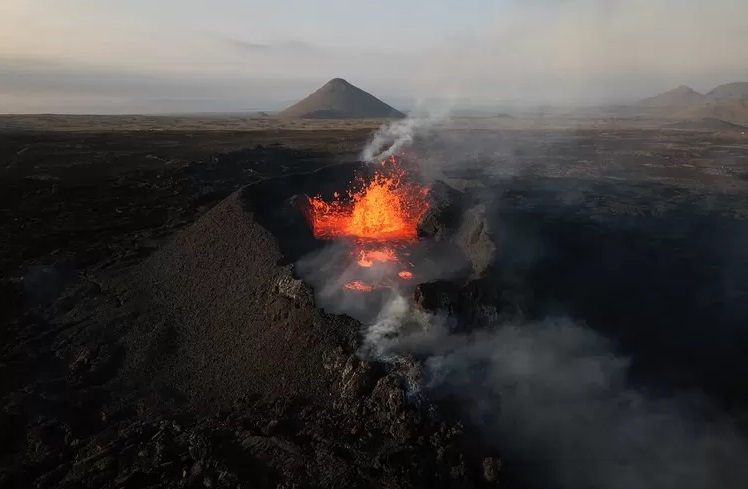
[
  {"left": 117, "top": 182, "right": 357, "bottom": 412},
  {"left": 279, "top": 78, "right": 405, "bottom": 119}
]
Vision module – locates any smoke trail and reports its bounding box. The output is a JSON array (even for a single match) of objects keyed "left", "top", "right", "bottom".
[
  {"left": 361, "top": 103, "right": 452, "bottom": 164},
  {"left": 361, "top": 300, "right": 748, "bottom": 489}
]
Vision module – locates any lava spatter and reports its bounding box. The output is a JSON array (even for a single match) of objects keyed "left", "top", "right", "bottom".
[{"left": 304, "top": 154, "right": 429, "bottom": 291}]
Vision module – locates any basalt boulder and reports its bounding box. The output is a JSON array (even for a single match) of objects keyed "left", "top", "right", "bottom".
[{"left": 418, "top": 180, "right": 496, "bottom": 280}]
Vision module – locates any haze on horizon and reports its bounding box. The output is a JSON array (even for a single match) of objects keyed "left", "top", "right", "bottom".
[{"left": 1, "top": 0, "right": 746, "bottom": 114}]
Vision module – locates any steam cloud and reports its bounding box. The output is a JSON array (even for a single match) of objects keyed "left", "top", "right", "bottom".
[
  {"left": 365, "top": 304, "right": 748, "bottom": 489},
  {"left": 361, "top": 105, "right": 449, "bottom": 164}
]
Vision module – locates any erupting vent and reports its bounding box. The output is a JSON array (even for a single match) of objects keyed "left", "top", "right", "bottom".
[
  {"left": 307, "top": 155, "right": 429, "bottom": 241},
  {"left": 303, "top": 155, "right": 429, "bottom": 291}
]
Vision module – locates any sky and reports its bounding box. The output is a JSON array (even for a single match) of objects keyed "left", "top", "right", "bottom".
[{"left": 1, "top": 0, "right": 747, "bottom": 113}]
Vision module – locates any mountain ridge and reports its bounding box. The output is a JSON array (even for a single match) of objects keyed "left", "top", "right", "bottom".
[{"left": 637, "top": 81, "right": 748, "bottom": 122}]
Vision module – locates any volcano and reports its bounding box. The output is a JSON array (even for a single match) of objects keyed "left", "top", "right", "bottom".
[
  {"left": 279, "top": 78, "right": 405, "bottom": 119},
  {"left": 21, "top": 161, "right": 492, "bottom": 488}
]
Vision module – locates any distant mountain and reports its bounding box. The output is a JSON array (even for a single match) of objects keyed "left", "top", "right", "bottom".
[
  {"left": 706, "top": 82, "right": 748, "bottom": 100},
  {"left": 637, "top": 82, "right": 748, "bottom": 123},
  {"left": 279, "top": 78, "right": 405, "bottom": 119},
  {"left": 638, "top": 85, "right": 705, "bottom": 108}
]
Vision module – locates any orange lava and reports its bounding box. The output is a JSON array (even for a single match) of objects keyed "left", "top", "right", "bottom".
[
  {"left": 357, "top": 248, "right": 398, "bottom": 267},
  {"left": 306, "top": 156, "right": 429, "bottom": 241},
  {"left": 344, "top": 281, "right": 373, "bottom": 292},
  {"left": 305, "top": 154, "right": 428, "bottom": 292}
]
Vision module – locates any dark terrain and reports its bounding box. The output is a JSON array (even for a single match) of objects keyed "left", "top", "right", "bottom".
[
  {"left": 2, "top": 125, "right": 748, "bottom": 488},
  {"left": 1, "top": 129, "right": 495, "bottom": 489}
]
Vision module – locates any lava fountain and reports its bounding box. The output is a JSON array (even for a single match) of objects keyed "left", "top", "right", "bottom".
[{"left": 303, "top": 154, "right": 429, "bottom": 292}]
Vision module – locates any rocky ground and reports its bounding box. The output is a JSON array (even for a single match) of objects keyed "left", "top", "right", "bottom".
[
  {"left": 0, "top": 129, "right": 501, "bottom": 489},
  {"left": 2, "top": 126, "right": 748, "bottom": 489}
]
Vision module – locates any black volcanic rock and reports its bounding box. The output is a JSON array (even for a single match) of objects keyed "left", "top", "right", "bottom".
[
  {"left": 417, "top": 181, "right": 467, "bottom": 240},
  {"left": 279, "top": 78, "right": 405, "bottom": 119},
  {"left": 454, "top": 203, "right": 496, "bottom": 279},
  {"left": 418, "top": 180, "right": 495, "bottom": 280}
]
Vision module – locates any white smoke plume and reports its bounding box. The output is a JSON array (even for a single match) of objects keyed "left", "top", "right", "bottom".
[
  {"left": 363, "top": 299, "right": 748, "bottom": 489},
  {"left": 295, "top": 241, "right": 387, "bottom": 322},
  {"left": 361, "top": 294, "right": 435, "bottom": 361},
  {"left": 360, "top": 102, "right": 452, "bottom": 164}
]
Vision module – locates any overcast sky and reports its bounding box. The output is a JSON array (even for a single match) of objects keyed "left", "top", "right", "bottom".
[{"left": 1, "top": 0, "right": 746, "bottom": 113}]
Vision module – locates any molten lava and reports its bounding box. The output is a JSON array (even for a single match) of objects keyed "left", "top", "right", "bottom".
[
  {"left": 304, "top": 154, "right": 429, "bottom": 292},
  {"left": 307, "top": 155, "right": 429, "bottom": 242},
  {"left": 344, "top": 281, "right": 373, "bottom": 292},
  {"left": 357, "top": 248, "right": 398, "bottom": 268}
]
